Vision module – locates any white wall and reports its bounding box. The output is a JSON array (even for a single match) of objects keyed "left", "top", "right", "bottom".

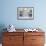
[{"left": 0, "top": 0, "right": 46, "bottom": 30}]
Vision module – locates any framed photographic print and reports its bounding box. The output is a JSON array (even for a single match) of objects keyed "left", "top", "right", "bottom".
[{"left": 17, "top": 7, "right": 34, "bottom": 20}]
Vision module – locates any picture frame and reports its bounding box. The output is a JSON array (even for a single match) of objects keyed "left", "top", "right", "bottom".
[{"left": 17, "top": 7, "right": 34, "bottom": 20}]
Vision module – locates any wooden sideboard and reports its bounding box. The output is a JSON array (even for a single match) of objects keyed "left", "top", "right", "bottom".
[{"left": 2, "top": 32, "right": 45, "bottom": 46}]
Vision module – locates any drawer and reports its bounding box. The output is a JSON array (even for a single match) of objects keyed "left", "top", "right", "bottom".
[
  {"left": 24, "top": 32, "right": 44, "bottom": 36},
  {"left": 3, "top": 43, "right": 23, "bottom": 46},
  {"left": 3, "top": 36, "right": 23, "bottom": 44},
  {"left": 32, "top": 36, "right": 45, "bottom": 44},
  {"left": 3, "top": 44, "right": 15, "bottom": 46},
  {"left": 3, "top": 37, "right": 23, "bottom": 46},
  {"left": 3, "top": 32, "right": 23, "bottom": 36},
  {"left": 31, "top": 44, "right": 44, "bottom": 46}
]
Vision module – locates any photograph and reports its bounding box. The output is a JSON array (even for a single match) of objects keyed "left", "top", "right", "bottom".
[{"left": 17, "top": 7, "right": 34, "bottom": 20}]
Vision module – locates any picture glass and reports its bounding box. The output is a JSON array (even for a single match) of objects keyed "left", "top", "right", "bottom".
[{"left": 17, "top": 7, "right": 34, "bottom": 20}]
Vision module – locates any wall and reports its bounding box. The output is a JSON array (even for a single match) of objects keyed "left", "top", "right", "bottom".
[
  {"left": 0, "top": 0, "right": 46, "bottom": 43},
  {"left": 0, "top": 0, "right": 46, "bottom": 30}
]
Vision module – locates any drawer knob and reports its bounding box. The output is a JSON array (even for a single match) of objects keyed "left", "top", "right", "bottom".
[{"left": 32, "top": 39, "right": 36, "bottom": 40}]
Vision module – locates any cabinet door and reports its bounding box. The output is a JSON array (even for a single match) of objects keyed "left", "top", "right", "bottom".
[
  {"left": 32, "top": 36, "right": 45, "bottom": 46},
  {"left": 24, "top": 33, "right": 32, "bottom": 46},
  {"left": 14, "top": 36, "right": 23, "bottom": 46},
  {"left": 3, "top": 33, "right": 23, "bottom": 46}
]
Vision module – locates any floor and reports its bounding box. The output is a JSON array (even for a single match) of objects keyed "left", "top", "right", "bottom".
[{"left": 0, "top": 44, "right": 2, "bottom": 46}]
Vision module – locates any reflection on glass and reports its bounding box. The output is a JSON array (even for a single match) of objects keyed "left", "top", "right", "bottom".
[
  {"left": 29, "top": 14, "right": 32, "bottom": 17},
  {"left": 19, "top": 14, "right": 23, "bottom": 16},
  {"left": 19, "top": 11, "right": 23, "bottom": 17},
  {"left": 30, "top": 10, "right": 32, "bottom": 13}
]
